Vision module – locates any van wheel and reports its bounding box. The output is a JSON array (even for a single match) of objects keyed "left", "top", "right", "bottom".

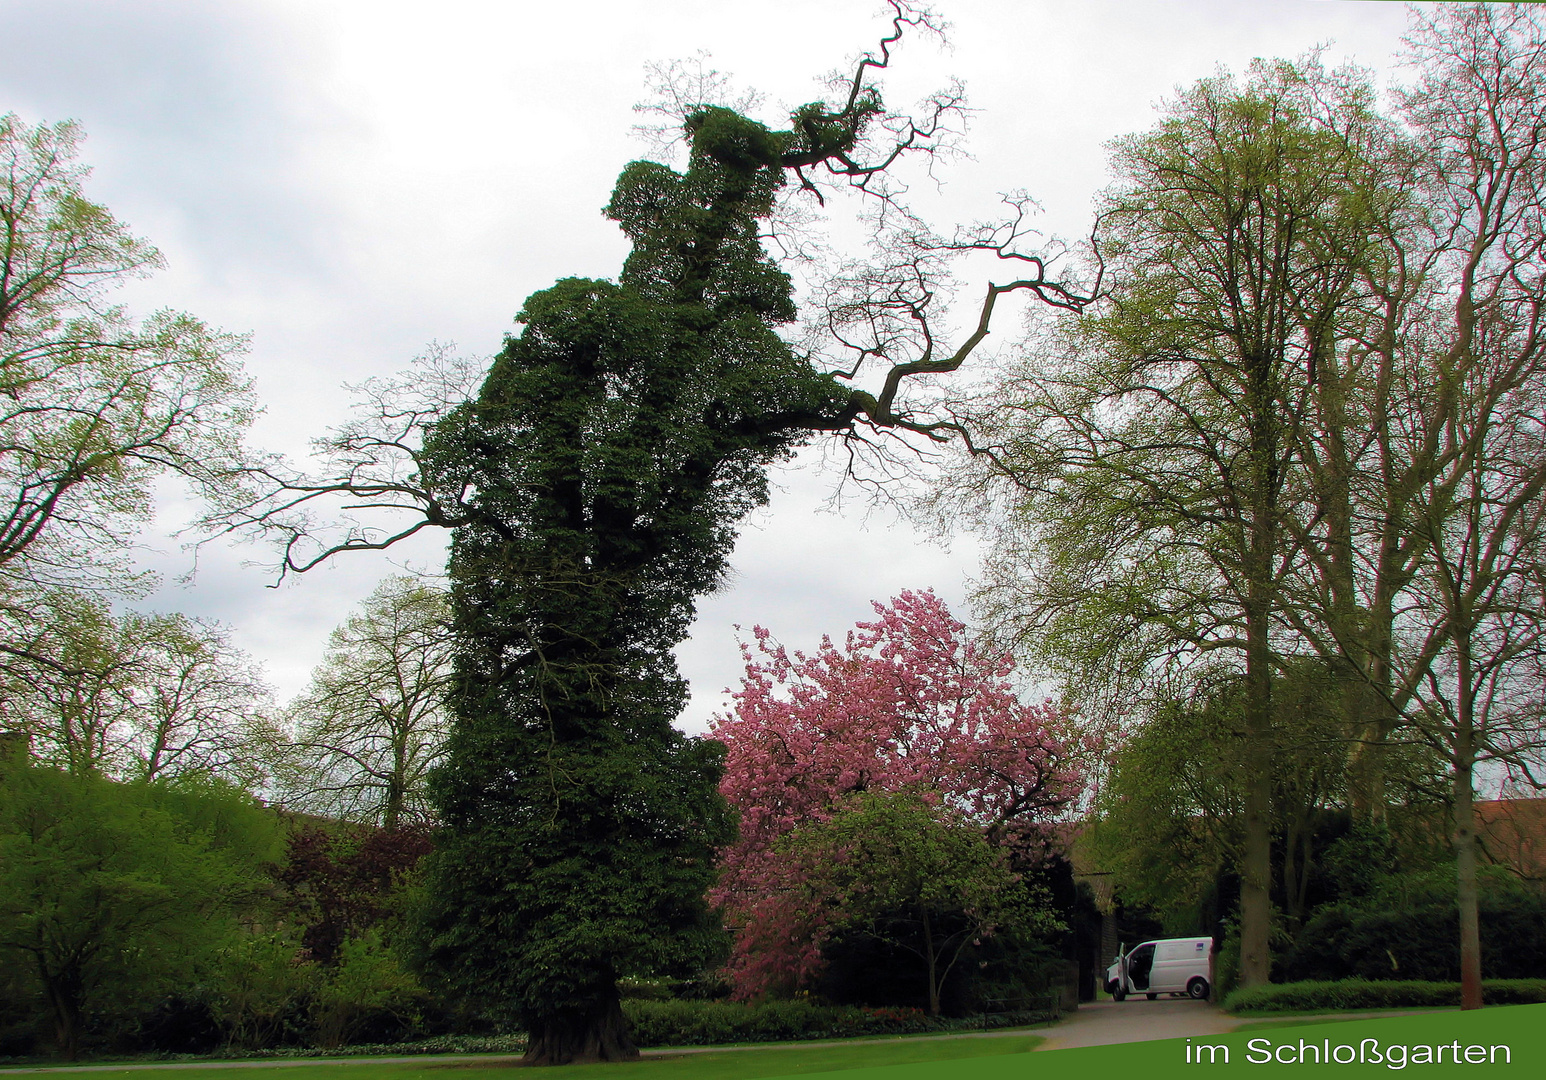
[
  {"left": 1187, "top": 977, "right": 1210, "bottom": 1000},
  {"left": 1146, "top": 993, "right": 1157, "bottom": 1000},
  {"left": 1112, "top": 988, "right": 1127, "bottom": 1001}
]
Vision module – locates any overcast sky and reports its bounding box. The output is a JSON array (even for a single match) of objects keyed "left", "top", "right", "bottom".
[{"left": 0, "top": 0, "right": 1418, "bottom": 730}]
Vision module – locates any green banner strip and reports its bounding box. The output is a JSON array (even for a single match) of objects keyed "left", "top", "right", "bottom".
[{"left": 767, "top": 1004, "right": 1545, "bottom": 1080}]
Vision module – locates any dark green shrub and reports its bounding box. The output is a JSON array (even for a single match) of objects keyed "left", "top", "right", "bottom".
[
  {"left": 0, "top": 957, "right": 40, "bottom": 1058},
  {"left": 617, "top": 978, "right": 673, "bottom": 1001},
  {"left": 1224, "top": 978, "right": 1546, "bottom": 1013},
  {"left": 1283, "top": 902, "right": 1455, "bottom": 981},
  {"left": 620, "top": 1000, "right": 916, "bottom": 1046},
  {"left": 1284, "top": 888, "right": 1546, "bottom": 982},
  {"left": 1320, "top": 824, "right": 1399, "bottom": 902},
  {"left": 1213, "top": 922, "right": 1241, "bottom": 1000},
  {"left": 129, "top": 997, "right": 222, "bottom": 1054},
  {"left": 309, "top": 930, "right": 429, "bottom": 1048}
]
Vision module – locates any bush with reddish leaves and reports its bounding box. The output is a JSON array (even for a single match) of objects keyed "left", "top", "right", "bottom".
[{"left": 276, "top": 824, "right": 433, "bottom": 966}]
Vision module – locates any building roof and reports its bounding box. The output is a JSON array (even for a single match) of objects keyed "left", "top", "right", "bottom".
[{"left": 1476, "top": 798, "right": 1546, "bottom": 881}]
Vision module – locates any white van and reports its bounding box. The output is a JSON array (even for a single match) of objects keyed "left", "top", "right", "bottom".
[{"left": 1105, "top": 937, "right": 1212, "bottom": 1001}]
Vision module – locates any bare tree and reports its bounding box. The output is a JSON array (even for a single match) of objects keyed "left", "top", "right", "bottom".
[
  {"left": 0, "top": 591, "right": 130, "bottom": 774},
  {"left": 1390, "top": 9, "right": 1546, "bottom": 1010},
  {"left": 1, "top": 591, "right": 275, "bottom": 784},
  {"left": 278, "top": 576, "right": 452, "bottom": 830},
  {"left": 1399, "top": 397, "right": 1546, "bottom": 1009},
  {"left": 124, "top": 618, "right": 278, "bottom": 788}
]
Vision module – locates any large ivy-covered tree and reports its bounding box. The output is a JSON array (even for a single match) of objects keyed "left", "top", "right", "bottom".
[
  {"left": 412, "top": 105, "right": 852, "bottom": 1062},
  {"left": 211, "top": 4, "right": 1089, "bottom": 1064}
]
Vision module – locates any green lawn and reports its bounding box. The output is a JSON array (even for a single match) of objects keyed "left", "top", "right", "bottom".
[
  {"left": 1229, "top": 1008, "right": 1452, "bottom": 1029},
  {"left": 2, "top": 1036, "right": 1043, "bottom": 1080}
]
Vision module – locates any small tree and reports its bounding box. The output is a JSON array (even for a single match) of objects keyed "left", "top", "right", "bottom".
[
  {"left": 711, "top": 589, "right": 1085, "bottom": 998},
  {"left": 276, "top": 823, "right": 433, "bottom": 967},
  {"left": 774, "top": 791, "right": 1057, "bottom": 1016},
  {"left": 0, "top": 768, "right": 280, "bottom": 1057}
]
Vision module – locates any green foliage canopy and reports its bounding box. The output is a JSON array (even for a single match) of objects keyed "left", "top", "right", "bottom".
[
  {"left": 778, "top": 791, "right": 1060, "bottom": 1017},
  {"left": 0, "top": 113, "right": 253, "bottom": 609},
  {"left": 0, "top": 766, "right": 281, "bottom": 1057}
]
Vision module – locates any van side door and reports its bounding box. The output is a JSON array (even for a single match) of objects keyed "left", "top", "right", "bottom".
[
  {"left": 1152, "top": 939, "right": 1209, "bottom": 992},
  {"left": 1151, "top": 940, "right": 1187, "bottom": 992},
  {"left": 1126, "top": 942, "right": 1156, "bottom": 991}
]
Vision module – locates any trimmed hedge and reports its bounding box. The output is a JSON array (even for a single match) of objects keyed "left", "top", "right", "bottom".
[
  {"left": 1, "top": 1004, "right": 1058, "bottom": 1064},
  {"left": 1282, "top": 892, "right": 1546, "bottom": 983},
  {"left": 0, "top": 1035, "right": 532, "bottom": 1066},
  {"left": 621, "top": 999, "right": 1053, "bottom": 1047},
  {"left": 1224, "top": 979, "right": 1546, "bottom": 1013},
  {"left": 216, "top": 1034, "right": 531, "bottom": 1058}
]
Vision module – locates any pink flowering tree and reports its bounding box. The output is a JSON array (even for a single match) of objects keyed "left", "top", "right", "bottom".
[{"left": 709, "top": 589, "right": 1088, "bottom": 999}]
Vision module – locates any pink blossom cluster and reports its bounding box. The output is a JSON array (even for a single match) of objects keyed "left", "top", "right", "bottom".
[{"left": 708, "top": 589, "right": 1089, "bottom": 997}]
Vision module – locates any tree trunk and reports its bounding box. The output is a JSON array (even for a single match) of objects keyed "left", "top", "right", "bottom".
[
  {"left": 922, "top": 907, "right": 941, "bottom": 1016},
  {"left": 1348, "top": 686, "right": 1393, "bottom": 825},
  {"left": 1312, "top": 344, "right": 1385, "bottom": 826},
  {"left": 1453, "top": 647, "right": 1483, "bottom": 1011},
  {"left": 1282, "top": 812, "right": 1313, "bottom": 931},
  {"left": 1239, "top": 707, "right": 1274, "bottom": 988},
  {"left": 383, "top": 774, "right": 404, "bottom": 833},
  {"left": 39, "top": 959, "right": 82, "bottom": 1060},
  {"left": 1282, "top": 813, "right": 1298, "bottom": 930},
  {"left": 522, "top": 988, "right": 638, "bottom": 1065},
  {"left": 1455, "top": 773, "right": 1483, "bottom": 1010},
  {"left": 1239, "top": 384, "right": 1278, "bottom": 989},
  {"left": 1298, "top": 826, "right": 1314, "bottom": 923},
  {"left": 1238, "top": 602, "right": 1275, "bottom": 988},
  {"left": 1352, "top": 522, "right": 1403, "bottom": 826}
]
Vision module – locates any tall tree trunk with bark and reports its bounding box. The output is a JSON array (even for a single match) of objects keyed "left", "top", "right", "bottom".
[
  {"left": 1240, "top": 353, "right": 1283, "bottom": 988},
  {"left": 1452, "top": 698, "right": 1483, "bottom": 1012}
]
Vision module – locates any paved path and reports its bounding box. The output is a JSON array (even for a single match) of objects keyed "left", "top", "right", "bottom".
[
  {"left": 1034, "top": 998, "right": 1238, "bottom": 1051},
  {"left": 1031, "top": 998, "right": 1444, "bottom": 1052}
]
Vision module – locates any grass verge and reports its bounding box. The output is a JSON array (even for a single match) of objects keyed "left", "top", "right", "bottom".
[
  {"left": 0, "top": 1035, "right": 1045, "bottom": 1080},
  {"left": 1230, "top": 1010, "right": 1452, "bottom": 1031},
  {"left": 1222, "top": 978, "right": 1546, "bottom": 1013}
]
